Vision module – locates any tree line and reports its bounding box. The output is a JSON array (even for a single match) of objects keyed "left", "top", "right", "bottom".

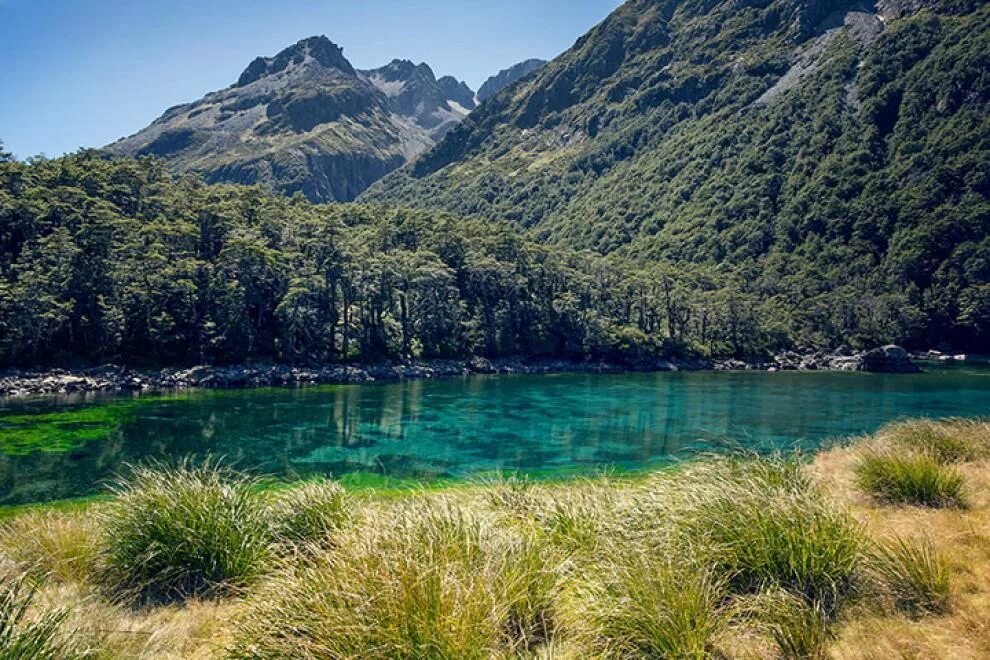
[{"left": 0, "top": 152, "right": 982, "bottom": 368}]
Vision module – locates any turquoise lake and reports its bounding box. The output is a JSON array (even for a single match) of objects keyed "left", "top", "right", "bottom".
[{"left": 1, "top": 365, "right": 988, "bottom": 505}]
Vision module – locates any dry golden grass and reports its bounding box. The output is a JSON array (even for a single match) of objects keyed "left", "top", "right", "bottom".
[
  {"left": 0, "top": 418, "right": 987, "bottom": 658},
  {"left": 814, "top": 420, "right": 990, "bottom": 659}
]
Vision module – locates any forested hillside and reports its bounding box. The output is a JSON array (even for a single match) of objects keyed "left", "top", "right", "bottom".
[
  {"left": 0, "top": 148, "right": 985, "bottom": 367},
  {"left": 364, "top": 0, "right": 990, "bottom": 351}
]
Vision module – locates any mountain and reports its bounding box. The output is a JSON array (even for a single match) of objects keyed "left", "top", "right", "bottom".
[
  {"left": 105, "top": 36, "right": 476, "bottom": 202},
  {"left": 476, "top": 58, "right": 547, "bottom": 101},
  {"left": 362, "top": 0, "right": 990, "bottom": 349},
  {"left": 359, "top": 59, "right": 475, "bottom": 139}
]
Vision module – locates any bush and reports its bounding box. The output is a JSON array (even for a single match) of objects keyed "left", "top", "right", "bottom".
[
  {"left": 882, "top": 419, "right": 990, "bottom": 463},
  {"left": 268, "top": 480, "right": 351, "bottom": 545},
  {"left": 855, "top": 450, "right": 967, "bottom": 508},
  {"left": 95, "top": 460, "right": 273, "bottom": 605},
  {"left": 866, "top": 536, "right": 952, "bottom": 615},
  {"left": 230, "top": 500, "right": 562, "bottom": 658},
  {"left": 564, "top": 555, "right": 728, "bottom": 659},
  {"left": 0, "top": 574, "right": 85, "bottom": 659}
]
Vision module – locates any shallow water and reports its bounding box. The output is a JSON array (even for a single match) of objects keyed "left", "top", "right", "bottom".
[{"left": 1, "top": 365, "right": 988, "bottom": 505}]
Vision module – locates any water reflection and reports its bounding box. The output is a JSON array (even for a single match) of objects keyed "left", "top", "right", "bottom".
[{"left": 1, "top": 366, "right": 989, "bottom": 504}]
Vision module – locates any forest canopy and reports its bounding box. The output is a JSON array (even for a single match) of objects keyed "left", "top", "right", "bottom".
[{"left": 0, "top": 151, "right": 985, "bottom": 368}]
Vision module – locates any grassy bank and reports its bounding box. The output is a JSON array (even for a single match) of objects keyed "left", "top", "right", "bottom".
[{"left": 0, "top": 419, "right": 987, "bottom": 658}]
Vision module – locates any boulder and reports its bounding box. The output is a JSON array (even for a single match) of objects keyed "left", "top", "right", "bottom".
[{"left": 861, "top": 345, "right": 921, "bottom": 373}]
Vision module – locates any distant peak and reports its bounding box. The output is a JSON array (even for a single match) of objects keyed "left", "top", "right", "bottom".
[
  {"left": 371, "top": 59, "right": 436, "bottom": 83},
  {"left": 236, "top": 35, "right": 354, "bottom": 87}
]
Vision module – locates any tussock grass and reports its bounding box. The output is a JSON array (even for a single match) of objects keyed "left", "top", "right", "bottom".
[
  {"left": 750, "top": 589, "right": 832, "bottom": 660},
  {"left": 0, "top": 574, "right": 88, "bottom": 659},
  {"left": 0, "top": 511, "right": 97, "bottom": 584},
  {"left": 563, "top": 554, "right": 728, "bottom": 659},
  {"left": 95, "top": 460, "right": 273, "bottom": 605},
  {"left": 637, "top": 456, "right": 863, "bottom": 609},
  {"left": 881, "top": 419, "right": 990, "bottom": 463},
  {"left": 866, "top": 536, "right": 952, "bottom": 616},
  {"left": 230, "top": 500, "right": 562, "bottom": 658},
  {"left": 855, "top": 449, "right": 967, "bottom": 508},
  {"left": 0, "top": 418, "right": 987, "bottom": 658},
  {"left": 267, "top": 479, "right": 351, "bottom": 546}
]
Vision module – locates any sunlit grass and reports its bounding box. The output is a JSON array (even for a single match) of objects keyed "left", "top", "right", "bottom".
[
  {"left": 855, "top": 449, "right": 967, "bottom": 508},
  {"left": 0, "top": 418, "right": 986, "bottom": 657},
  {"left": 95, "top": 460, "right": 274, "bottom": 605}
]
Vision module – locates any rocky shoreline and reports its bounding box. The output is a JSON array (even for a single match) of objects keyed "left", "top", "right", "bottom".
[{"left": 0, "top": 345, "right": 932, "bottom": 398}]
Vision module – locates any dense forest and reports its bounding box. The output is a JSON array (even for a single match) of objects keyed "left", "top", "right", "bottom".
[
  {"left": 366, "top": 0, "right": 990, "bottom": 353},
  {"left": 0, "top": 150, "right": 983, "bottom": 368}
]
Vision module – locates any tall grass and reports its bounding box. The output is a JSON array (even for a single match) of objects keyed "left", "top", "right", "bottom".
[
  {"left": 95, "top": 460, "right": 273, "bottom": 605},
  {"left": 881, "top": 419, "right": 990, "bottom": 463},
  {"left": 639, "top": 457, "right": 863, "bottom": 609},
  {"left": 563, "top": 554, "right": 728, "bottom": 659},
  {"left": 0, "top": 512, "right": 97, "bottom": 584},
  {"left": 267, "top": 479, "right": 351, "bottom": 546},
  {"left": 855, "top": 450, "right": 967, "bottom": 508},
  {"left": 866, "top": 536, "right": 952, "bottom": 616},
  {"left": 0, "top": 574, "right": 87, "bottom": 659},
  {"left": 754, "top": 590, "right": 832, "bottom": 659},
  {"left": 230, "top": 500, "right": 562, "bottom": 658}
]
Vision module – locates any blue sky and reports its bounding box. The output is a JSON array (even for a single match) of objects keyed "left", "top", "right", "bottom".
[{"left": 0, "top": 0, "right": 623, "bottom": 159}]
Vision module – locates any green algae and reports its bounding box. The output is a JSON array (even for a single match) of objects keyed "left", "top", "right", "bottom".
[{"left": 0, "top": 403, "right": 143, "bottom": 456}]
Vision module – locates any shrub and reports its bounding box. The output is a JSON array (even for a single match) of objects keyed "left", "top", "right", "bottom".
[
  {"left": 0, "top": 574, "right": 85, "bottom": 659},
  {"left": 230, "top": 500, "right": 562, "bottom": 658},
  {"left": 564, "top": 555, "right": 728, "bottom": 659},
  {"left": 95, "top": 460, "right": 273, "bottom": 605},
  {"left": 882, "top": 419, "right": 990, "bottom": 463},
  {"left": 866, "top": 536, "right": 952, "bottom": 615},
  {"left": 855, "top": 450, "right": 967, "bottom": 508},
  {"left": 268, "top": 480, "right": 350, "bottom": 545}
]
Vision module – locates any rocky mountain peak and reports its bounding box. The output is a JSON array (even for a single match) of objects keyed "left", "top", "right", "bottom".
[
  {"left": 477, "top": 58, "right": 548, "bottom": 101},
  {"left": 236, "top": 35, "right": 354, "bottom": 87}
]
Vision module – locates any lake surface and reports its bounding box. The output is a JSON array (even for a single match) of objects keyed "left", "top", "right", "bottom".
[{"left": 1, "top": 365, "right": 988, "bottom": 505}]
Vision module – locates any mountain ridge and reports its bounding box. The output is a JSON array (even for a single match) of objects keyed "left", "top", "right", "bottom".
[
  {"left": 362, "top": 0, "right": 990, "bottom": 349},
  {"left": 105, "top": 36, "right": 479, "bottom": 202}
]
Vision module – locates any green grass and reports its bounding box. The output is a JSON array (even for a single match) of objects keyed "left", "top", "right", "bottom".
[
  {"left": 0, "top": 419, "right": 983, "bottom": 656},
  {"left": 642, "top": 457, "right": 863, "bottom": 610},
  {"left": 756, "top": 590, "right": 832, "bottom": 660},
  {"left": 267, "top": 479, "right": 351, "bottom": 545},
  {"left": 0, "top": 574, "right": 87, "bottom": 659},
  {"left": 95, "top": 460, "right": 274, "bottom": 605},
  {"left": 229, "top": 501, "right": 561, "bottom": 659},
  {"left": 881, "top": 419, "right": 990, "bottom": 463},
  {"left": 855, "top": 450, "right": 967, "bottom": 508},
  {"left": 866, "top": 536, "right": 952, "bottom": 616},
  {"left": 564, "top": 555, "right": 729, "bottom": 659}
]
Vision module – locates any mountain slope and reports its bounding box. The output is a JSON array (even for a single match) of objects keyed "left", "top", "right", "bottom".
[
  {"left": 362, "top": 0, "right": 990, "bottom": 349},
  {"left": 106, "top": 37, "right": 476, "bottom": 202},
  {"left": 476, "top": 58, "right": 547, "bottom": 101}
]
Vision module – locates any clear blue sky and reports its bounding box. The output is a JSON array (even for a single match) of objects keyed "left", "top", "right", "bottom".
[{"left": 0, "top": 0, "right": 622, "bottom": 159}]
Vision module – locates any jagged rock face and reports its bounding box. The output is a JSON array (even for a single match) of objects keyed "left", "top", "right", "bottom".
[
  {"left": 476, "top": 58, "right": 548, "bottom": 101},
  {"left": 359, "top": 60, "right": 474, "bottom": 138},
  {"left": 105, "top": 36, "right": 475, "bottom": 202},
  {"left": 438, "top": 76, "right": 477, "bottom": 112}
]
